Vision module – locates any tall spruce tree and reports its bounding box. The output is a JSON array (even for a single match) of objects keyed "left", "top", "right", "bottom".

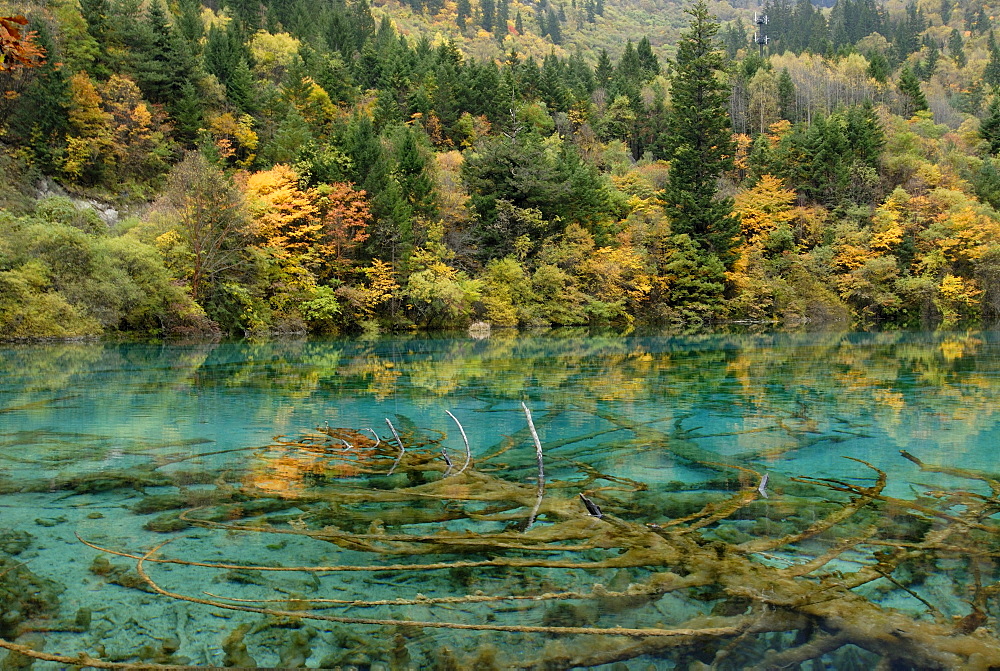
[
  {"left": 636, "top": 36, "right": 660, "bottom": 79},
  {"left": 456, "top": 0, "right": 471, "bottom": 30},
  {"left": 79, "top": 0, "right": 113, "bottom": 77},
  {"left": 594, "top": 49, "right": 613, "bottom": 89},
  {"left": 777, "top": 67, "right": 795, "bottom": 121},
  {"left": 898, "top": 65, "right": 928, "bottom": 116},
  {"left": 987, "top": 32, "right": 1000, "bottom": 89},
  {"left": 662, "top": 0, "right": 738, "bottom": 266},
  {"left": 980, "top": 98, "right": 1000, "bottom": 155}
]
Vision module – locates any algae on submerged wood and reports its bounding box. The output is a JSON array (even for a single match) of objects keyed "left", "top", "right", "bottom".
[{"left": 6, "top": 407, "right": 1000, "bottom": 668}]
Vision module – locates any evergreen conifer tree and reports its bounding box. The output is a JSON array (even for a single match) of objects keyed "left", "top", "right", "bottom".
[
  {"left": 949, "top": 29, "right": 966, "bottom": 68},
  {"left": 636, "top": 36, "right": 660, "bottom": 78},
  {"left": 481, "top": 0, "right": 496, "bottom": 32},
  {"left": 79, "top": 0, "right": 113, "bottom": 77},
  {"left": 662, "top": 0, "right": 738, "bottom": 267},
  {"left": 456, "top": 0, "right": 471, "bottom": 30},
  {"left": 176, "top": 0, "right": 204, "bottom": 52},
  {"left": 395, "top": 127, "right": 437, "bottom": 219},
  {"left": 546, "top": 8, "right": 561, "bottom": 44},
  {"left": 898, "top": 65, "right": 928, "bottom": 116},
  {"left": 495, "top": 0, "right": 510, "bottom": 39},
  {"left": 987, "top": 33, "right": 1000, "bottom": 89},
  {"left": 226, "top": 58, "right": 258, "bottom": 113},
  {"left": 866, "top": 50, "right": 890, "bottom": 82},
  {"left": 204, "top": 23, "right": 248, "bottom": 87},
  {"left": 594, "top": 49, "right": 613, "bottom": 90},
  {"left": 777, "top": 67, "right": 796, "bottom": 121},
  {"left": 172, "top": 80, "right": 204, "bottom": 147},
  {"left": 980, "top": 98, "right": 1000, "bottom": 155},
  {"left": 536, "top": 8, "right": 548, "bottom": 37},
  {"left": 135, "top": 1, "right": 197, "bottom": 106}
]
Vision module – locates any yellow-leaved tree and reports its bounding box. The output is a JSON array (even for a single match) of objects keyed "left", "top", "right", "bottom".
[{"left": 727, "top": 175, "right": 797, "bottom": 320}]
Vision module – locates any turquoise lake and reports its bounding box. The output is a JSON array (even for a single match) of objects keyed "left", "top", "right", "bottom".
[{"left": 2, "top": 329, "right": 1000, "bottom": 668}]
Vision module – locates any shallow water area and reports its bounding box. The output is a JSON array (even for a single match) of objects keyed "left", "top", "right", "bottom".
[{"left": 2, "top": 329, "right": 1000, "bottom": 668}]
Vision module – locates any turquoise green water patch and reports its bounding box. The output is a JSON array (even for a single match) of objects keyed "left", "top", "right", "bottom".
[{"left": 2, "top": 331, "right": 1000, "bottom": 668}]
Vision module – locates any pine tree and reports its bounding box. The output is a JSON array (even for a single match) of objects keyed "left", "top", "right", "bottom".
[
  {"left": 981, "top": 98, "right": 1000, "bottom": 155},
  {"left": 662, "top": 0, "right": 738, "bottom": 267},
  {"left": 898, "top": 65, "right": 928, "bottom": 116},
  {"left": 844, "top": 102, "right": 884, "bottom": 168},
  {"left": 480, "top": 0, "right": 495, "bottom": 32},
  {"left": 79, "top": 0, "right": 113, "bottom": 77},
  {"left": 866, "top": 50, "right": 890, "bottom": 82},
  {"left": 226, "top": 59, "right": 258, "bottom": 113},
  {"left": 394, "top": 127, "right": 437, "bottom": 219},
  {"left": 204, "top": 23, "right": 247, "bottom": 87},
  {"left": 495, "top": 0, "right": 510, "bottom": 39},
  {"left": 777, "top": 67, "right": 795, "bottom": 121},
  {"left": 546, "top": 8, "right": 561, "bottom": 44},
  {"left": 515, "top": 11, "right": 524, "bottom": 34},
  {"left": 615, "top": 40, "right": 642, "bottom": 89},
  {"left": 918, "top": 45, "right": 939, "bottom": 81},
  {"left": 172, "top": 80, "right": 204, "bottom": 147},
  {"left": 721, "top": 18, "right": 748, "bottom": 58},
  {"left": 176, "top": 0, "right": 204, "bottom": 52},
  {"left": 456, "top": 0, "right": 471, "bottom": 30},
  {"left": 987, "top": 33, "right": 1000, "bottom": 89},
  {"left": 225, "top": 0, "right": 262, "bottom": 31},
  {"left": 636, "top": 36, "right": 660, "bottom": 78},
  {"left": 536, "top": 8, "right": 548, "bottom": 37},
  {"left": 941, "top": 0, "right": 952, "bottom": 24},
  {"left": 970, "top": 6, "right": 989, "bottom": 34},
  {"left": 894, "top": 2, "right": 924, "bottom": 60},
  {"left": 594, "top": 49, "right": 613, "bottom": 90},
  {"left": 949, "top": 29, "right": 966, "bottom": 68},
  {"left": 135, "top": 0, "right": 197, "bottom": 106}
]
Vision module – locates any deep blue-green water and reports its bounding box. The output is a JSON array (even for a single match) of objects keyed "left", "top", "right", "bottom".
[{"left": 1, "top": 330, "right": 1000, "bottom": 668}]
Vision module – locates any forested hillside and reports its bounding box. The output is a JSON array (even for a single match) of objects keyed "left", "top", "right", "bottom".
[{"left": 2, "top": 0, "right": 1000, "bottom": 338}]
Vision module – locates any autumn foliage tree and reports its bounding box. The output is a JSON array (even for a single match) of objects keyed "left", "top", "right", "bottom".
[
  {"left": 313, "top": 182, "right": 371, "bottom": 279},
  {"left": 0, "top": 16, "right": 44, "bottom": 71}
]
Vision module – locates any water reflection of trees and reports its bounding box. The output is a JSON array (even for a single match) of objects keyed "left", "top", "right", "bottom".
[{"left": 5, "top": 330, "right": 1000, "bottom": 467}]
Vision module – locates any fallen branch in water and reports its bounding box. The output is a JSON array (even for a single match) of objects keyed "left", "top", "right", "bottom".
[{"left": 522, "top": 402, "right": 545, "bottom": 532}]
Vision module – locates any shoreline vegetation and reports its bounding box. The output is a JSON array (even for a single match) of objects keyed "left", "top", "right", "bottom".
[{"left": 3, "top": 0, "right": 1000, "bottom": 339}]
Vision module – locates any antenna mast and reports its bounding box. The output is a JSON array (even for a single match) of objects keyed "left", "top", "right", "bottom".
[{"left": 754, "top": 12, "right": 769, "bottom": 57}]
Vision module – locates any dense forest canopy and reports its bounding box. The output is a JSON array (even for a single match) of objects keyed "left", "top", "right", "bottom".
[{"left": 2, "top": 0, "right": 1000, "bottom": 337}]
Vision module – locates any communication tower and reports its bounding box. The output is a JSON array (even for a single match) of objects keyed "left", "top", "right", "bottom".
[{"left": 754, "top": 12, "right": 769, "bottom": 57}]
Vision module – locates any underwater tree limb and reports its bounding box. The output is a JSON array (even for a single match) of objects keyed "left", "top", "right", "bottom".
[
  {"left": 0, "top": 636, "right": 190, "bottom": 670},
  {"left": 748, "top": 632, "right": 851, "bottom": 670},
  {"left": 78, "top": 532, "right": 670, "bottom": 573},
  {"left": 740, "top": 457, "right": 886, "bottom": 554},
  {"left": 132, "top": 539, "right": 746, "bottom": 638},
  {"left": 900, "top": 449, "right": 1000, "bottom": 495},
  {"left": 780, "top": 524, "right": 879, "bottom": 577}
]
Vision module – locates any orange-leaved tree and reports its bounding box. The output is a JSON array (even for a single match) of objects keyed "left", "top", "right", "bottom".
[
  {"left": 312, "top": 182, "right": 370, "bottom": 279},
  {"left": 0, "top": 16, "right": 44, "bottom": 71}
]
